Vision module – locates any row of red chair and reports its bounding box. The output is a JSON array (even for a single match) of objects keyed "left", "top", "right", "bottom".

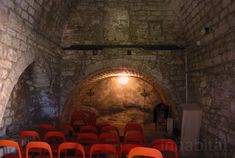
[
  {"left": 25, "top": 122, "right": 178, "bottom": 158},
  {"left": 37, "top": 123, "right": 142, "bottom": 136},
  {"left": 0, "top": 140, "right": 164, "bottom": 158},
  {"left": 20, "top": 130, "right": 146, "bottom": 145},
  {"left": 19, "top": 131, "right": 145, "bottom": 154},
  {"left": 19, "top": 130, "right": 178, "bottom": 157},
  {"left": 35, "top": 123, "right": 145, "bottom": 145}
]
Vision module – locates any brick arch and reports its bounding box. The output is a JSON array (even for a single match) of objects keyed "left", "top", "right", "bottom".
[
  {"left": 60, "top": 58, "right": 166, "bottom": 102},
  {"left": 61, "top": 59, "right": 179, "bottom": 122},
  {"left": 0, "top": 52, "right": 35, "bottom": 127}
]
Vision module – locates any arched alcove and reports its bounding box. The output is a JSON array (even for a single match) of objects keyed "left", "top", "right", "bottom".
[
  {"left": 0, "top": 52, "right": 35, "bottom": 130},
  {"left": 0, "top": 62, "right": 35, "bottom": 136},
  {"left": 62, "top": 67, "right": 176, "bottom": 126}
]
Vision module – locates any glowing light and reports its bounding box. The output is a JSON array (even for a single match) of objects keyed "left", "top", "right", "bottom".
[{"left": 118, "top": 76, "right": 129, "bottom": 85}]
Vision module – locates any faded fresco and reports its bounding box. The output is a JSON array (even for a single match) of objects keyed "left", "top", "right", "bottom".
[{"left": 74, "top": 76, "right": 163, "bottom": 125}]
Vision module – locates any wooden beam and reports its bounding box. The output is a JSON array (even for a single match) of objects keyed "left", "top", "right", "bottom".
[{"left": 62, "top": 44, "right": 184, "bottom": 51}]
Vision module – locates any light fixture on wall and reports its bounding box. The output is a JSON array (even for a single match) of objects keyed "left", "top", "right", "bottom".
[{"left": 118, "top": 76, "right": 129, "bottom": 85}]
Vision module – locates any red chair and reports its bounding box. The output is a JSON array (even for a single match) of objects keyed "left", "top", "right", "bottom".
[
  {"left": 19, "top": 131, "right": 40, "bottom": 153},
  {"left": 152, "top": 139, "right": 178, "bottom": 158},
  {"left": 77, "top": 133, "right": 98, "bottom": 154},
  {"left": 128, "top": 147, "right": 163, "bottom": 158},
  {"left": 98, "top": 132, "right": 120, "bottom": 151},
  {"left": 59, "top": 124, "right": 75, "bottom": 134},
  {"left": 96, "top": 122, "right": 109, "bottom": 131},
  {"left": 71, "top": 110, "right": 87, "bottom": 132},
  {"left": 120, "top": 144, "right": 142, "bottom": 158},
  {"left": 89, "top": 144, "right": 118, "bottom": 158},
  {"left": 58, "top": 142, "right": 85, "bottom": 158},
  {"left": 80, "top": 125, "right": 97, "bottom": 134},
  {"left": 100, "top": 125, "right": 120, "bottom": 136},
  {"left": 44, "top": 131, "right": 65, "bottom": 153},
  {"left": 38, "top": 124, "right": 56, "bottom": 131},
  {"left": 59, "top": 124, "right": 76, "bottom": 142},
  {"left": 124, "top": 123, "right": 143, "bottom": 136},
  {"left": 0, "top": 140, "right": 22, "bottom": 158},
  {"left": 26, "top": 141, "right": 52, "bottom": 158},
  {"left": 124, "top": 133, "right": 146, "bottom": 145}
]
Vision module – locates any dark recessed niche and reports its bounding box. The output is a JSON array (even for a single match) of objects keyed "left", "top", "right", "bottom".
[{"left": 127, "top": 50, "right": 132, "bottom": 55}]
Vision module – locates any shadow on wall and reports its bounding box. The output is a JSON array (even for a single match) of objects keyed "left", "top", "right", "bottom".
[{"left": 0, "top": 65, "right": 35, "bottom": 137}]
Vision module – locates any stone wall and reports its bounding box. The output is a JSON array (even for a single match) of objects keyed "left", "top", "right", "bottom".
[
  {"left": 60, "top": 49, "right": 185, "bottom": 125},
  {"left": 60, "top": 0, "right": 186, "bottom": 126},
  {"left": 62, "top": 0, "right": 184, "bottom": 46},
  {"left": 1, "top": 64, "right": 33, "bottom": 136},
  {"left": 0, "top": 0, "right": 77, "bottom": 134},
  {"left": 174, "top": 0, "right": 235, "bottom": 157}
]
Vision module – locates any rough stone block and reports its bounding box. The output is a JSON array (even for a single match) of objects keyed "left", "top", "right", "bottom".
[
  {"left": 0, "top": 68, "right": 9, "bottom": 79},
  {"left": 21, "top": 11, "right": 29, "bottom": 20},
  {"left": 5, "top": 117, "right": 12, "bottom": 125},
  {"left": 8, "top": 49, "right": 19, "bottom": 62},
  {"left": 28, "top": 6, "right": 35, "bottom": 16},
  {"left": 21, "top": 1, "right": 29, "bottom": 10},
  {"left": 2, "top": 0, "right": 14, "bottom": 9},
  {"left": 0, "top": 59, "right": 12, "bottom": 69}
]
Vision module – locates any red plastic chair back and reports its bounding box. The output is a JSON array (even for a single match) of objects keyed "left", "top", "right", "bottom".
[
  {"left": 77, "top": 133, "right": 98, "bottom": 145},
  {"left": 77, "top": 133, "right": 98, "bottom": 154},
  {"left": 124, "top": 133, "right": 145, "bottom": 145},
  {"left": 128, "top": 147, "right": 163, "bottom": 158},
  {"left": 71, "top": 110, "right": 87, "bottom": 124},
  {"left": 19, "top": 131, "right": 40, "bottom": 151},
  {"left": 89, "top": 144, "right": 118, "bottom": 158},
  {"left": 26, "top": 141, "right": 52, "bottom": 158},
  {"left": 44, "top": 131, "right": 65, "bottom": 143},
  {"left": 59, "top": 124, "right": 76, "bottom": 142},
  {"left": 99, "top": 132, "right": 120, "bottom": 150},
  {"left": 44, "top": 131, "right": 65, "bottom": 154},
  {"left": 99, "top": 132, "right": 120, "bottom": 144},
  {"left": 38, "top": 124, "right": 56, "bottom": 131},
  {"left": 124, "top": 123, "right": 143, "bottom": 136},
  {"left": 59, "top": 124, "right": 75, "bottom": 133},
  {"left": 0, "top": 140, "right": 22, "bottom": 158},
  {"left": 101, "top": 126, "right": 120, "bottom": 136},
  {"left": 80, "top": 125, "right": 97, "bottom": 134},
  {"left": 96, "top": 122, "right": 110, "bottom": 131},
  {"left": 58, "top": 142, "right": 85, "bottom": 158},
  {"left": 152, "top": 139, "right": 178, "bottom": 158},
  {"left": 120, "top": 144, "right": 142, "bottom": 158},
  {"left": 71, "top": 110, "right": 90, "bottom": 129}
]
